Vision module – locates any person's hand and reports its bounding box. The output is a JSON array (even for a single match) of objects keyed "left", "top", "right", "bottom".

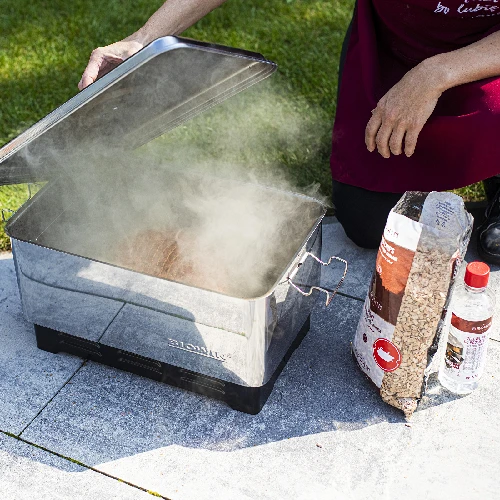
[
  {"left": 78, "top": 40, "right": 144, "bottom": 90},
  {"left": 365, "top": 61, "right": 445, "bottom": 158}
]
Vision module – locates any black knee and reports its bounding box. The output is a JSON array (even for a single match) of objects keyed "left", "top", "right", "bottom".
[{"left": 332, "top": 180, "right": 403, "bottom": 250}]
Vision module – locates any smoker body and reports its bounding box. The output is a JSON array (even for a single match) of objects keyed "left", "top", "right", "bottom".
[
  {"left": 1, "top": 36, "right": 336, "bottom": 413},
  {"left": 8, "top": 176, "right": 325, "bottom": 413}
]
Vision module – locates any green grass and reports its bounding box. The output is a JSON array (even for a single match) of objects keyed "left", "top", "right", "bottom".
[
  {"left": 0, "top": 0, "right": 484, "bottom": 251},
  {"left": 0, "top": 186, "right": 25, "bottom": 251}
]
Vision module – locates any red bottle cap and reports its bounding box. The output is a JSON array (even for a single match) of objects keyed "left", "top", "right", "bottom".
[{"left": 464, "top": 261, "right": 490, "bottom": 289}]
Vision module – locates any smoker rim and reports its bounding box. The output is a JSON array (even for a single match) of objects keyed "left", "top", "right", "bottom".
[{"left": 7, "top": 179, "right": 327, "bottom": 302}]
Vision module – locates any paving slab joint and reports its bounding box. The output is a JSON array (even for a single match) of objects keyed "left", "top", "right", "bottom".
[
  {"left": 335, "top": 290, "right": 365, "bottom": 303},
  {"left": 0, "top": 430, "right": 170, "bottom": 499},
  {"left": 17, "top": 359, "right": 88, "bottom": 437}
]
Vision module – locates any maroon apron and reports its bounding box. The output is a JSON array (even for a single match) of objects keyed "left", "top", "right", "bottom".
[{"left": 331, "top": 0, "right": 500, "bottom": 192}]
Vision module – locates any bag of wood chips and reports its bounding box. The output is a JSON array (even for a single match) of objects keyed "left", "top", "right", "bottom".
[{"left": 353, "top": 191, "right": 473, "bottom": 419}]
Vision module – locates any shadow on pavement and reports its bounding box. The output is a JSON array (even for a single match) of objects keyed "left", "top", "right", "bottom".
[{"left": 3, "top": 222, "right": 497, "bottom": 471}]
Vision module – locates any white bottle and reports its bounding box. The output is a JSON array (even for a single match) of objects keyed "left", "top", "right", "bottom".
[{"left": 438, "top": 261, "right": 495, "bottom": 394}]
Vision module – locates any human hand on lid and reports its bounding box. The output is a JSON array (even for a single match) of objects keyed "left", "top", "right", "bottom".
[
  {"left": 364, "top": 60, "right": 444, "bottom": 158},
  {"left": 78, "top": 0, "right": 229, "bottom": 91},
  {"left": 78, "top": 39, "right": 144, "bottom": 90}
]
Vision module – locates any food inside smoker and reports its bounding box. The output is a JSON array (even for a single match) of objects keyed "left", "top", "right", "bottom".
[{"left": 115, "top": 228, "right": 229, "bottom": 294}]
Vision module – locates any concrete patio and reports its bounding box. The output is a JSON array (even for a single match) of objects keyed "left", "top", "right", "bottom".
[{"left": 0, "top": 217, "right": 499, "bottom": 500}]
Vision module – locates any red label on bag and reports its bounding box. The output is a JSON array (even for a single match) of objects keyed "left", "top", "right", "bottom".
[
  {"left": 373, "top": 338, "right": 402, "bottom": 372},
  {"left": 451, "top": 313, "right": 492, "bottom": 334},
  {"left": 369, "top": 236, "right": 416, "bottom": 326}
]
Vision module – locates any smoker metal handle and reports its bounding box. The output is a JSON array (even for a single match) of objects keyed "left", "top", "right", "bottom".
[{"left": 287, "top": 252, "right": 348, "bottom": 306}]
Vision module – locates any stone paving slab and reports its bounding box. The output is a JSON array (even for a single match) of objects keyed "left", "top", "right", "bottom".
[
  {"left": 0, "top": 432, "right": 153, "bottom": 499},
  {"left": 0, "top": 254, "right": 82, "bottom": 435},
  {"left": 2, "top": 217, "right": 500, "bottom": 499},
  {"left": 20, "top": 290, "right": 500, "bottom": 500},
  {"left": 20, "top": 296, "right": 376, "bottom": 499},
  {"left": 321, "top": 219, "right": 377, "bottom": 301}
]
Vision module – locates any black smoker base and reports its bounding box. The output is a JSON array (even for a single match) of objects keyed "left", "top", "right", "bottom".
[{"left": 34, "top": 316, "right": 311, "bottom": 415}]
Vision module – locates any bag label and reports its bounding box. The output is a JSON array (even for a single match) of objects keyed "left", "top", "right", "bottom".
[
  {"left": 371, "top": 236, "right": 414, "bottom": 325},
  {"left": 353, "top": 211, "right": 420, "bottom": 387},
  {"left": 373, "top": 338, "right": 402, "bottom": 372}
]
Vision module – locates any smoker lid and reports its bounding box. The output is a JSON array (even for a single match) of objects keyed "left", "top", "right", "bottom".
[{"left": 0, "top": 36, "right": 277, "bottom": 186}]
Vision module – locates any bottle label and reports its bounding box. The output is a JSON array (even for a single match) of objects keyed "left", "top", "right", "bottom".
[{"left": 442, "top": 313, "right": 492, "bottom": 382}]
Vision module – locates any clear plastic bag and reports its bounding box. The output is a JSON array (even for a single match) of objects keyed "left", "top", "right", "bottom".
[{"left": 353, "top": 192, "right": 473, "bottom": 418}]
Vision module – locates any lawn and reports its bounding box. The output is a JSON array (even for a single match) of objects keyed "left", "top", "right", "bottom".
[{"left": 0, "top": 0, "right": 484, "bottom": 251}]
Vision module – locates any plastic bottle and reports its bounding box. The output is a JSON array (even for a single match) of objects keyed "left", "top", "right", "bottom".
[{"left": 438, "top": 261, "right": 495, "bottom": 394}]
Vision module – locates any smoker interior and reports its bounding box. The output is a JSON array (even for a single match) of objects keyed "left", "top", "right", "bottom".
[{"left": 7, "top": 165, "right": 325, "bottom": 299}]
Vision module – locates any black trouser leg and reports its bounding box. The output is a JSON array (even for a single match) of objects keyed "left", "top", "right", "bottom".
[
  {"left": 332, "top": 180, "right": 403, "bottom": 249},
  {"left": 483, "top": 175, "right": 500, "bottom": 202},
  {"left": 478, "top": 175, "right": 500, "bottom": 265}
]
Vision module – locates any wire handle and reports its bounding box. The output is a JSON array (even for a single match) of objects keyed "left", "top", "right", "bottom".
[{"left": 287, "top": 252, "right": 348, "bottom": 306}]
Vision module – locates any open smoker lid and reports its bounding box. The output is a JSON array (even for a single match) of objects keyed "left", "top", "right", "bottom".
[{"left": 0, "top": 36, "right": 277, "bottom": 186}]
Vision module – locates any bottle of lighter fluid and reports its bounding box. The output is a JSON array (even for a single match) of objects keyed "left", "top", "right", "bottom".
[{"left": 439, "top": 262, "right": 495, "bottom": 394}]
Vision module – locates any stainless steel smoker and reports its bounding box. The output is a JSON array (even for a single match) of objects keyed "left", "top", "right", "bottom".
[{"left": 0, "top": 37, "right": 345, "bottom": 413}]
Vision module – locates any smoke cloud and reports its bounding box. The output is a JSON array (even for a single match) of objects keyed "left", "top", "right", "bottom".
[{"left": 9, "top": 77, "right": 329, "bottom": 299}]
